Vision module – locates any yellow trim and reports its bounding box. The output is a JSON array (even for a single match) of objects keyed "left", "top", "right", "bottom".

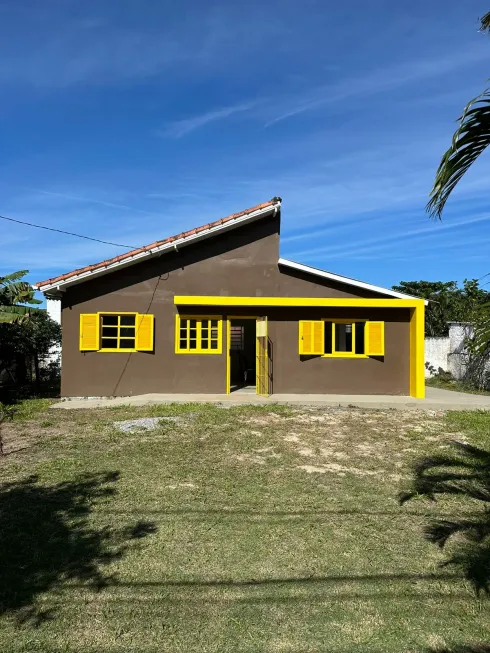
[
  {"left": 226, "top": 316, "right": 260, "bottom": 394},
  {"left": 79, "top": 313, "right": 99, "bottom": 351},
  {"left": 175, "top": 296, "right": 424, "bottom": 308},
  {"left": 175, "top": 314, "right": 223, "bottom": 354},
  {"left": 82, "top": 312, "right": 156, "bottom": 353},
  {"left": 96, "top": 311, "right": 136, "bottom": 314},
  {"left": 98, "top": 349, "right": 138, "bottom": 353},
  {"left": 410, "top": 305, "right": 425, "bottom": 398},
  {"left": 366, "top": 321, "right": 385, "bottom": 357},
  {"left": 226, "top": 319, "right": 231, "bottom": 394},
  {"left": 321, "top": 319, "right": 368, "bottom": 359},
  {"left": 256, "top": 316, "right": 269, "bottom": 397},
  {"left": 299, "top": 320, "right": 324, "bottom": 355}
]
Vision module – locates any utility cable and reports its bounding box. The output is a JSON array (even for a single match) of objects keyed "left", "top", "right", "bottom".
[{"left": 0, "top": 212, "right": 138, "bottom": 249}]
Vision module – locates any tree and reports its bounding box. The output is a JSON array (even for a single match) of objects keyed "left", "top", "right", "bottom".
[
  {"left": 0, "top": 311, "right": 61, "bottom": 396},
  {"left": 0, "top": 270, "right": 42, "bottom": 324},
  {"left": 392, "top": 279, "right": 490, "bottom": 337},
  {"left": 427, "top": 11, "right": 490, "bottom": 217}
]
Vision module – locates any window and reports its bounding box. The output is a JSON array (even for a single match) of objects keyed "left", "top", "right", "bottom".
[
  {"left": 175, "top": 316, "right": 222, "bottom": 354},
  {"left": 101, "top": 314, "right": 136, "bottom": 350},
  {"left": 299, "top": 320, "right": 384, "bottom": 357},
  {"left": 79, "top": 313, "right": 154, "bottom": 352},
  {"left": 324, "top": 321, "right": 365, "bottom": 357},
  {"left": 230, "top": 325, "right": 245, "bottom": 351}
]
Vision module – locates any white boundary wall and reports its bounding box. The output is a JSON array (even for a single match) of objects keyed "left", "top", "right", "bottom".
[
  {"left": 425, "top": 322, "right": 474, "bottom": 379},
  {"left": 46, "top": 298, "right": 61, "bottom": 364}
]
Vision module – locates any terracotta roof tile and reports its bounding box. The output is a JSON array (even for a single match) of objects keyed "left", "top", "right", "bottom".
[{"left": 36, "top": 198, "right": 280, "bottom": 289}]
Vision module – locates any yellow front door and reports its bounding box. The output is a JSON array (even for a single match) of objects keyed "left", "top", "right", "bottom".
[{"left": 256, "top": 316, "right": 269, "bottom": 397}]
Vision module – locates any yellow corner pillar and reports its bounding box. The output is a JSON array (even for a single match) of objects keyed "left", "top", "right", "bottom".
[{"left": 409, "top": 301, "right": 425, "bottom": 398}]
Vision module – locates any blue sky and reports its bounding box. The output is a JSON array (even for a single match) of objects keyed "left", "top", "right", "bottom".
[{"left": 1, "top": 0, "right": 490, "bottom": 299}]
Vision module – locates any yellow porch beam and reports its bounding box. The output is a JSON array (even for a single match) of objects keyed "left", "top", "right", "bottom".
[
  {"left": 174, "top": 296, "right": 425, "bottom": 309},
  {"left": 410, "top": 304, "right": 425, "bottom": 398}
]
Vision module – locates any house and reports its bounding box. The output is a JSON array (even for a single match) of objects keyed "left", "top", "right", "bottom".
[{"left": 34, "top": 198, "right": 425, "bottom": 398}]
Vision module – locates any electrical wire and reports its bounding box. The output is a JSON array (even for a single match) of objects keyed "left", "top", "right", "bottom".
[{"left": 0, "top": 212, "right": 139, "bottom": 249}]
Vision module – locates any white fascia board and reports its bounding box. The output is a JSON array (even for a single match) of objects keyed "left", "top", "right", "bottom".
[
  {"left": 278, "top": 258, "right": 428, "bottom": 304},
  {"left": 35, "top": 202, "right": 280, "bottom": 293}
]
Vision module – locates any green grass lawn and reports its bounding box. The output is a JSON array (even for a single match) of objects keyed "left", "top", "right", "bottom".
[{"left": 0, "top": 401, "right": 489, "bottom": 653}]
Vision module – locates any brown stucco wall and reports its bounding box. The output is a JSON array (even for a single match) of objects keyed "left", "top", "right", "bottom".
[{"left": 59, "top": 212, "right": 411, "bottom": 396}]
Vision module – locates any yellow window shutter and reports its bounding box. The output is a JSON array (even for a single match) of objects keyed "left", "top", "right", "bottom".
[
  {"left": 79, "top": 314, "right": 99, "bottom": 351},
  {"left": 136, "top": 314, "right": 154, "bottom": 351},
  {"left": 366, "top": 321, "right": 385, "bottom": 356},
  {"left": 299, "top": 320, "right": 324, "bottom": 355}
]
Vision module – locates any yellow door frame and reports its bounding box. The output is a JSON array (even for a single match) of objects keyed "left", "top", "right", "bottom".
[{"left": 226, "top": 316, "right": 260, "bottom": 394}]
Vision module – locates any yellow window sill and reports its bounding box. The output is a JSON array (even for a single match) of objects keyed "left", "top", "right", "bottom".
[
  {"left": 98, "top": 349, "right": 138, "bottom": 353},
  {"left": 321, "top": 353, "right": 368, "bottom": 359},
  {"left": 175, "top": 350, "right": 222, "bottom": 355}
]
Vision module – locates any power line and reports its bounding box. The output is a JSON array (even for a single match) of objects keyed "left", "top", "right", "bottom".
[{"left": 0, "top": 212, "right": 139, "bottom": 249}]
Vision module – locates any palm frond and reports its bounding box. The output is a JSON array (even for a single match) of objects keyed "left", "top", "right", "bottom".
[
  {"left": 472, "top": 301, "right": 490, "bottom": 353},
  {"left": 480, "top": 11, "right": 490, "bottom": 34},
  {"left": 427, "top": 89, "right": 490, "bottom": 218}
]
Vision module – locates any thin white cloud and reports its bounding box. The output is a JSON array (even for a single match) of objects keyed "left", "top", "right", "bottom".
[
  {"left": 23, "top": 188, "right": 159, "bottom": 217},
  {"left": 158, "top": 102, "right": 257, "bottom": 138},
  {"left": 265, "top": 44, "right": 489, "bottom": 126},
  {"left": 287, "top": 213, "right": 490, "bottom": 261}
]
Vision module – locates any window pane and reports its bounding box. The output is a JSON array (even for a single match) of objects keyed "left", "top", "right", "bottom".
[
  {"left": 201, "top": 327, "right": 209, "bottom": 337},
  {"left": 355, "top": 322, "right": 365, "bottom": 355},
  {"left": 190, "top": 319, "right": 197, "bottom": 328},
  {"left": 180, "top": 327, "right": 187, "bottom": 338},
  {"left": 101, "top": 338, "right": 118, "bottom": 349},
  {"left": 189, "top": 340, "right": 197, "bottom": 349},
  {"left": 210, "top": 340, "right": 218, "bottom": 349},
  {"left": 120, "top": 315, "right": 135, "bottom": 326},
  {"left": 180, "top": 338, "right": 187, "bottom": 349},
  {"left": 119, "top": 338, "right": 135, "bottom": 349},
  {"left": 102, "top": 327, "right": 117, "bottom": 337},
  {"left": 102, "top": 315, "right": 118, "bottom": 326},
  {"left": 181, "top": 319, "right": 188, "bottom": 329},
  {"left": 201, "top": 339, "right": 209, "bottom": 349},
  {"left": 190, "top": 328, "right": 197, "bottom": 339},
  {"left": 335, "top": 323, "right": 353, "bottom": 352},
  {"left": 210, "top": 320, "right": 218, "bottom": 328},
  {"left": 211, "top": 329, "right": 218, "bottom": 339},
  {"left": 120, "top": 327, "right": 135, "bottom": 337},
  {"left": 324, "top": 323, "right": 333, "bottom": 354}
]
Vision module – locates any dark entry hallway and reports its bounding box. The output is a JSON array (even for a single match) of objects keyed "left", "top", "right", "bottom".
[{"left": 229, "top": 319, "right": 256, "bottom": 392}]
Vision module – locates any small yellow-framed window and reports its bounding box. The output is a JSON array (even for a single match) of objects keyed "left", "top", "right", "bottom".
[
  {"left": 323, "top": 319, "right": 367, "bottom": 358},
  {"left": 175, "top": 315, "right": 222, "bottom": 354},
  {"left": 100, "top": 313, "right": 137, "bottom": 352},
  {"left": 298, "top": 319, "right": 384, "bottom": 358},
  {"left": 79, "top": 312, "right": 154, "bottom": 352}
]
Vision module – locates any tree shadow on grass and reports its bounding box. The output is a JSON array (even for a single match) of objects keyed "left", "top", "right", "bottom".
[
  {"left": 400, "top": 441, "right": 490, "bottom": 595},
  {"left": 0, "top": 471, "right": 156, "bottom": 625},
  {"left": 429, "top": 647, "right": 490, "bottom": 652}
]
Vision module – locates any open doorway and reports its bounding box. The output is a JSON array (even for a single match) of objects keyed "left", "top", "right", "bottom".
[{"left": 228, "top": 318, "right": 257, "bottom": 393}]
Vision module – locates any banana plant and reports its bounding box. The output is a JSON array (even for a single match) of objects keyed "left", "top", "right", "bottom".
[{"left": 0, "top": 270, "right": 43, "bottom": 324}]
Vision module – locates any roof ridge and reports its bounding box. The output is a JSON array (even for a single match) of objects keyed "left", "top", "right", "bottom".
[{"left": 35, "top": 199, "right": 280, "bottom": 290}]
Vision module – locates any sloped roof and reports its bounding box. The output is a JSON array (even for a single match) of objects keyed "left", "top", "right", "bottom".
[
  {"left": 278, "top": 258, "right": 425, "bottom": 301},
  {"left": 35, "top": 199, "right": 281, "bottom": 292}
]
